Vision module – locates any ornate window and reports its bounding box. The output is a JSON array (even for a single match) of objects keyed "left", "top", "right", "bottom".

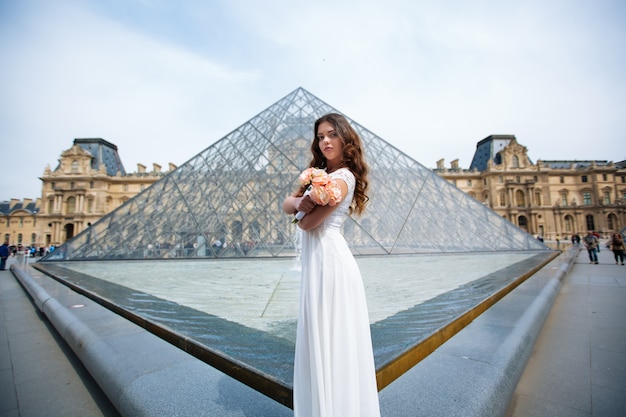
[
  {"left": 607, "top": 213, "right": 616, "bottom": 230},
  {"left": 583, "top": 192, "right": 592, "bottom": 205},
  {"left": 586, "top": 214, "right": 595, "bottom": 230},
  {"left": 564, "top": 215, "right": 574, "bottom": 232},
  {"left": 499, "top": 190, "right": 506, "bottom": 206},
  {"left": 71, "top": 160, "right": 79, "bottom": 173},
  {"left": 604, "top": 191, "right": 611, "bottom": 205},
  {"left": 534, "top": 191, "right": 542, "bottom": 206},
  {"left": 516, "top": 190, "right": 525, "bottom": 207},
  {"left": 67, "top": 197, "right": 76, "bottom": 213},
  {"left": 512, "top": 155, "right": 519, "bottom": 168},
  {"left": 561, "top": 192, "right": 567, "bottom": 206}
]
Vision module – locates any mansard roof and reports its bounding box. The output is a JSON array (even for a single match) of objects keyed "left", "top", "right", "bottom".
[{"left": 54, "top": 138, "right": 126, "bottom": 176}]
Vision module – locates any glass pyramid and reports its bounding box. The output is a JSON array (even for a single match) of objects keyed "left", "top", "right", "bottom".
[{"left": 45, "top": 87, "right": 546, "bottom": 261}]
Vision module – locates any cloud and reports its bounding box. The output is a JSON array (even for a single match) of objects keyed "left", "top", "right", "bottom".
[{"left": 1, "top": 0, "right": 624, "bottom": 200}]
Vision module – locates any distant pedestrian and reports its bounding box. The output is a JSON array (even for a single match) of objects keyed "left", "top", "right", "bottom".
[
  {"left": 0, "top": 242, "right": 9, "bottom": 270},
  {"left": 608, "top": 233, "right": 625, "bottom": 265},
  {"left": 592, "top": 231, "right": 600, "bottom": 252},
  {"left": 583, "top": 231, "right": 599, "bottom": 264}
]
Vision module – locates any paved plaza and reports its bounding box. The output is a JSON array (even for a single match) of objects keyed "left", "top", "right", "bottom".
[{"left": 1, "top": 245, "right": 625, "bottom": 416}]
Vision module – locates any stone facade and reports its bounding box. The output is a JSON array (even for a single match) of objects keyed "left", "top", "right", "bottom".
[
  {"left": 435, "top": 136, "right": 626, "bottom": 240},
  {"left": 0, "top": 139, "right": 175, "bottom": 248},
  {"left": 1, "top": 135, "right": 624, "bottom": 248}
]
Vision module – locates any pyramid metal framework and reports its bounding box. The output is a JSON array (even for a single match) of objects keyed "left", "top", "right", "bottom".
[{"left": 45, "top": 87, "right": 547, "bottom": 261}]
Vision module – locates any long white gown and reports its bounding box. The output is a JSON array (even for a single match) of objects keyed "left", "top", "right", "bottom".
[{"left": 293, "top": 168, "right": 381, "bottom": 417}]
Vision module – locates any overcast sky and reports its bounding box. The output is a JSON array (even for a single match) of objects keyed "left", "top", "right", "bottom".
[{"left": 1, "top": 0, "right": 624, "bottom": 200}]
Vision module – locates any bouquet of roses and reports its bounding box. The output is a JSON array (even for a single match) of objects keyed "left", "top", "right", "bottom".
[{"left": 292, "top": 167, "right": 343, "bottom": 223}]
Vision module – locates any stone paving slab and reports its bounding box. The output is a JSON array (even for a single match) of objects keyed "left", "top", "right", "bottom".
[
  {"left": 505, "top": 246, "right": 626, "bottom": 417},
  {"left": 0, "top": 257, "right": 120, "bottom": 417}
]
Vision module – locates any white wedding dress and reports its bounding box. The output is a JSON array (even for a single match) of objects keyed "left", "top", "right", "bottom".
[{"left": 293, "top": 168, "right": 381, "bottom": 417}]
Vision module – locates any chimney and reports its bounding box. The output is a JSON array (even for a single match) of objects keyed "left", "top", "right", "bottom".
[
  {"left": 153, "top": 163, "right": 162, "bottom": 173},
  {"left": 451, "top": 159, "right": 459, "bottom": 170},
  {"left": 137, "top": 163, "right": 146, "bottom": 174},
  {"left": 168, "top": 163, "right": 177, "bottom": 172},
  {"left": 436, "top": 159, "right": 445, "bottom": 170}
]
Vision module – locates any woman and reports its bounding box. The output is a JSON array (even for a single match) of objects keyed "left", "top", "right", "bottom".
[
  {"left": 282, "top": 113, "right": 380, "bottom": 417},
  {"left": 609, "top": 233, "right": 625, "bottom": 265}
]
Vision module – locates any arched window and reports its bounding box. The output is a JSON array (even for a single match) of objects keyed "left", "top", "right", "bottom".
[
  {"left": 564, "top": 215, "right": 574, "bottom": 232},
  {"left": 499, "top": 191, "right": 506, "bottom": 206},
  {"left": 512, "top": 155, "right": 519, "bottom": 168},
  {"left": 231, "top": 220, "right": 243, "bottom": 241},
  {"left": 71, "top": 160, "right": 79, "bottom": 173},
  {"left": 66, "top": 197, "right": 76, "bottom": 213},
  {"left": 607, "top": 213, "right": 617, "bottom": 230},
  {"left": 249, "top": 221, "right": 261, "bottom": 240},
  {"left": 518, "top": 216, "right": 528, "bottom": 230},
  {"left": 586, "top": 214, "right": 595, "bottom": 231},
  {"left": 47, "top": 198, "right": 54, "bottom": 214},
  {"left": 534, "top": 191, "right": 542, "bottom": 206},
  {"left": 515, "top": 190, "right": 525, "bottom": 207}
]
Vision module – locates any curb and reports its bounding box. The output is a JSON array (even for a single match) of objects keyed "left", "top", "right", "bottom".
[{"left": 377, "top": 247, "right": 579, "bottom": 416}]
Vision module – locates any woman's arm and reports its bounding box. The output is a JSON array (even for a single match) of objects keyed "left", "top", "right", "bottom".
[{"left": 295, "top": 179, "right": 348, "bottom": 231}]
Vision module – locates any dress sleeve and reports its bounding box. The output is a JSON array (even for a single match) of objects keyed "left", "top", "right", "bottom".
[{"left": 331, "top": 168, "right": 355, "bottom": 191}]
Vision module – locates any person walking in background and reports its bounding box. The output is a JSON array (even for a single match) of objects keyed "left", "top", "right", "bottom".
[
  {"left": 608, "top": 233, "right": 625, "bottom": 265},
  {"left": 0, "top": 242, "right": 10, "bottom": 270},
  {"left": 592, "top": 231, "right": 601, "bottom": 252},
  {"left": 584, "top": 231, "right": 599, "bottom": 264},
  {"left": 283, "top": 113, "right": 380, "bottom": 417}
]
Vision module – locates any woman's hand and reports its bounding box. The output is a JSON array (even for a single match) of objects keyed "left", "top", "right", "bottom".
[
  {"left": 282, "top": 194, "right": 315, "bottom": 215},
  {"left": 295, "top": 194, "right": 315, "bottom": 214}
]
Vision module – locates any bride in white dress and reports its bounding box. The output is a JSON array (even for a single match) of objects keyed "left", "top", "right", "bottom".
[{"left": 282, "top": 113, "right": 380, "bottom": 417}]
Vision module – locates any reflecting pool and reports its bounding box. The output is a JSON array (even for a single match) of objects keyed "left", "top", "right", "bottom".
[{"left": 35, "top": 250, "right": 555, "bottom": 404}]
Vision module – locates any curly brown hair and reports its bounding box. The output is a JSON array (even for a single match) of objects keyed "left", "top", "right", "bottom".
[{"left": 305, "top": 113, "right": 370, "bottom": 216}]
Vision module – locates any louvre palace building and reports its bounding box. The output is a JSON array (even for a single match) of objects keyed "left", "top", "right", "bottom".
[{"left": 1, "top": 89, "right": 625, "bottom": 251}]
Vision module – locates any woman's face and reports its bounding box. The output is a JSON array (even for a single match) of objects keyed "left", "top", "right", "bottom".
[{"left": 317, "top": 121, "right": 344, "bottom": 164}]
